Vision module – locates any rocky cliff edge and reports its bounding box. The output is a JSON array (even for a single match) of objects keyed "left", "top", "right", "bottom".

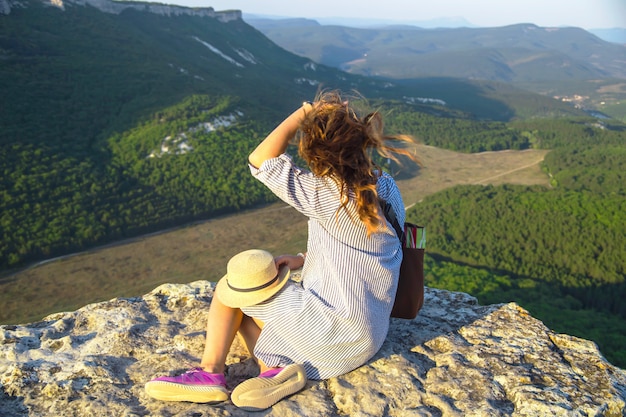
[
  {"left": 0, "top": 0, "right": 241, "bottom": 21},
  {"left": 1, "top": 282, "right": 625, "bottom": 416}
]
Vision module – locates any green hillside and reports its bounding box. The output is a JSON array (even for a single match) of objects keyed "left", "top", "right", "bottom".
[
  {"left": 0, "top": 0, "right": 382, "bottom": 268},
  {"left": 403, "top": 117, "right": 626, "bottom": 367}
]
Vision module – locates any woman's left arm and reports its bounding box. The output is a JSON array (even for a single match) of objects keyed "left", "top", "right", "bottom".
[{"left": 249, "top": 102, "right": 313, "bottom": 169}]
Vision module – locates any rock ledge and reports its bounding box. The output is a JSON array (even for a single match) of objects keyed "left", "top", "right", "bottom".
[{"left": 1, "top": 282, "right": 625, "bottom": 416}]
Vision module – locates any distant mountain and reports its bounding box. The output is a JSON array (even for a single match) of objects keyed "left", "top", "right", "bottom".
[
  {"left": 589, "top": 28, "right": 626, "bottom": 44},
  {"left": 248, "top": 21, "right": 626, "bottom": 106},
  {"left": 243, "top": 14, "right": 320, "bottom": 28},
  {"left": 244, "top": 13, "right": 476, "bottom": 29}
]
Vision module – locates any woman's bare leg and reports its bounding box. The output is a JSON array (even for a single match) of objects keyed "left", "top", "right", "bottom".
[
  {"left": 236, "top": 316, "right": 276, "bottom": 374},
  {"left": 199, "top": 293, "right": 244, "bottom": 374},
  {"left": 199, "top": 292, "right": 266, "bottom": 374},
  {"left": 237, "top": 315, "right": 262, "bottom": 357}
]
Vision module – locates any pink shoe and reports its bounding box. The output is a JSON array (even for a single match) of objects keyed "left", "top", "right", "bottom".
[{"left": 145, "top": 368, "right": 229, "bottom": 403}]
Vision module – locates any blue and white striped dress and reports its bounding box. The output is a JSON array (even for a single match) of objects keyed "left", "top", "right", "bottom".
[{"left": 241, "top": 154, "right": 405, "bottom": 380}]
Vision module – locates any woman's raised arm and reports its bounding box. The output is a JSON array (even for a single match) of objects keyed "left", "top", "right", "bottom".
[{"left": 248, "top": 102, "right": 313, "bottom": 169}]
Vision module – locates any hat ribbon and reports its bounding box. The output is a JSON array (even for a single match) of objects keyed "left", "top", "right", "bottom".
[{"left": 226, "top": 273, "right": 280, "bottom": 293}]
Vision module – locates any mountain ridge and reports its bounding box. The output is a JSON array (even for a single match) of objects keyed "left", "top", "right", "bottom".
[
  {"left": 244, "top": 13, "right": 477, "bottom": 29},
  {"left": 248, "top": 19, "right": 626, "bottom": 112},
  {"left": 248, "top": 21, "right": 626, "bottom": 80},
  {"left": 0, "top": 0, "right": 241, "bottom": 20}
]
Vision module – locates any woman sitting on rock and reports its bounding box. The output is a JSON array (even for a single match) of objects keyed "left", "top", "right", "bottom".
[{"left": 145, "top": 90, "right": 415, "bottom": 411}]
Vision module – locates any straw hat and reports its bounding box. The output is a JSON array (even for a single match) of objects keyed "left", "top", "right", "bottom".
[{"left": 215, "top": 249, "right": 290, "bottom": 308}]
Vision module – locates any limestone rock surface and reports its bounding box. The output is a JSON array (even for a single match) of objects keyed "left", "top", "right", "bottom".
[{"left": 1, "top": 282, "right": 625, "bottom": 416}]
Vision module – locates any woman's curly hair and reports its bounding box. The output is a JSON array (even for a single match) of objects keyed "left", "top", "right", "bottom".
[{"left": 297, "top": 90, "right": 417, "bottom": 236}]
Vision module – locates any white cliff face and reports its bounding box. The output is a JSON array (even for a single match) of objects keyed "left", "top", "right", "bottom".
[
  {"left": 31, "top": 0, "right": 241, "bottom": 21},
  {"left": 1, "top": 281, "right": 624, "bottom": 416}
]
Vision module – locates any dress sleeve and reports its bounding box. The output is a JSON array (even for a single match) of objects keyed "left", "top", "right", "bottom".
[
  {"left": 250, "top": 154, "right": 341, "bottom": 221},
  {"left": 377, "top": 172, "right": 406, "bottom": 228}
]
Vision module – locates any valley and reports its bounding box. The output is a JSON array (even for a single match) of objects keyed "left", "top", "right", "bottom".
[{"left": 0, "top": 145, "right": 550, "bottom": 325}]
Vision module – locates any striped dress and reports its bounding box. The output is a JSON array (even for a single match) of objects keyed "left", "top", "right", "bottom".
[{"left": 241, "top": 154, "right": 405, "bottom": 380}]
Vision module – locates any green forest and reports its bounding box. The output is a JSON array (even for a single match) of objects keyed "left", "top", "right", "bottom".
[
  {"left": 1, "top": 95, "right": 278, "bottom": 266},
  {"left": 404, "top": 118, "right": 626, "bottom": 367}
]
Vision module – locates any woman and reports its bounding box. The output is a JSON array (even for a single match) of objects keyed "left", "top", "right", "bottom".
[{"left": 145, "top": 90, "right": 415, "bottom": 411}]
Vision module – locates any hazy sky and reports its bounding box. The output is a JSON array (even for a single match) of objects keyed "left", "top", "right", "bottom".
[{"left": 166, "top": 0, "right": 625, "bottom": 29}]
